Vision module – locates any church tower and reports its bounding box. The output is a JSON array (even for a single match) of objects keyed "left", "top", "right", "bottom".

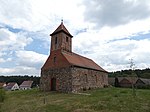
[{"left": 50, "top": 21, "right": 73, "bottom": 53}]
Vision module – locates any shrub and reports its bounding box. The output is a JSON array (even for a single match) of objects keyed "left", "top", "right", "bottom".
[
  {"left": 137, "top": 85, "right": 150, "bottom": 89},
  {"left": 0, "top": 88, "right": 6, "bottom": 102}
]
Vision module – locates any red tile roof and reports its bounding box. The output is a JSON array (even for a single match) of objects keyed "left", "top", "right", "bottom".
[
  {"left": 62, "top": 52, "right": 107, "bottom": 72},
  {"left": 50, "top": 22, "right": 73, "bottom": 37}
]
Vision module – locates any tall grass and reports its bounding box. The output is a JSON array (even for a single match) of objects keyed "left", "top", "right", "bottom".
[{"left": 0, "top": 88, "right": 5, "bottom": 103}]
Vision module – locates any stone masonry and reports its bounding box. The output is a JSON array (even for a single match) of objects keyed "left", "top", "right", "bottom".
[{"left": 41, "top": 66, "right": 108, "bottom": 92}]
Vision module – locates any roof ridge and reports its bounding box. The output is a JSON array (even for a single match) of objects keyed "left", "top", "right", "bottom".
[
  {"left": 50, "top": 22, "right": 73, "bottom": 37},
  {"left": 72, "top": 52, "right": 93, "bottom": 61}
]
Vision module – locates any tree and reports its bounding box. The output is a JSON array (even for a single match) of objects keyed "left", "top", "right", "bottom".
[{"left": 129, "top": 58, "right": 137, "bottom": 97}]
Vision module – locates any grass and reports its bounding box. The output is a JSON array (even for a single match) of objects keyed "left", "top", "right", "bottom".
[
  {"left": 0, "top": 89, "right": 5, "bottom": 103},
  {"left": 0, "top": 88, "right": 150, "bottom": 112}
]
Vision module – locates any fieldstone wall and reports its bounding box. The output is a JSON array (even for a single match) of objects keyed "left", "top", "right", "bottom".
[
  {"left": 40, "top": 66, "right": 108, "bottom": 93},
  {"left": 71, "top": 67, "right": 108, "bottom": 92},
  {"left": 40, "top": 67, "right": 72, "bottom": 92}
]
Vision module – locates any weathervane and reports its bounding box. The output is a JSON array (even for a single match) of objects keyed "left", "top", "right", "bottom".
[{"left": 61, "top": 17, "right": 63, "bottom": 23}]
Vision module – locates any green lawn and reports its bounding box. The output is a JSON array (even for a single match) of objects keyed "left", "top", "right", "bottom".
[{"left": 0, "top": 88, "right": 150, "bottom": 112}]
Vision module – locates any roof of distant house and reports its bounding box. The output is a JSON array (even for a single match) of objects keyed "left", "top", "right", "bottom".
[
  {"left": 119, "top": 77, "right": 138, "bottom": 84},
  {"left": 137, "top": 78, "right": 150, "bottom": 85},
  {"left": 20, "top": 81, "right": 33, "bottom": 88},
  {"left": 5, "top": 82, "right": 17, "bottom": 89}
]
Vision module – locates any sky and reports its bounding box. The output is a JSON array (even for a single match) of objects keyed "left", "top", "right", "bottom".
[{"left": 0, "top": 0, "right": 150, "bottom": 76}]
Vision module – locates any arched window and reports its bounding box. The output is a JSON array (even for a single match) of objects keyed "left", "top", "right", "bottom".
[{"left": 54, "top": 56, "right": 56, "bottom": 63}]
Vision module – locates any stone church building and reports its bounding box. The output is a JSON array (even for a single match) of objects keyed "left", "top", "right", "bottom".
[{"left": 40, "top": 21, "right": 108, "bottom": 92}]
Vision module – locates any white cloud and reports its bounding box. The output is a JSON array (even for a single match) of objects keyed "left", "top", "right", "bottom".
[
  {"left": 0, "top": 52, "right": 6, "bottom": 57},
  {"left": 82, "top": 0, "right": 150, "bottom": 27},
  {"left": 0, "top": 58, "right": 5, "bottom": 63},
  {"left": 16, "top": 50, "right": 47, "bottom": 68},
  {"left": 0, "top": 28, "right": 32, "bottom": 51},
  {"left": 0, "top": 0, "right": 32, "bottom": 29},
  {"left": 72, "top": 13, "right": 150, "bottom": 72},
  {"left": 0, "top": 50, "right": 47, "bottom": 75},
  {"left": 0, "top": 0, "right": 85, "bottom": 32},
  {"left": 74, "top": 38, "right": 150, "bottom": 72},
  {"left": 0, "top": 68, "right": 15, "bottom": 74},
  {"left": 0, "top": 66, "right": 39, "bottom": 76},
  {"left": 0, "top": 58, "right": 12, "bottom": 63}
]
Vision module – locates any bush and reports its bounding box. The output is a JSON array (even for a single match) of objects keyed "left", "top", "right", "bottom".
[
  {"left": 136, "top": 85, "right": 150, "bottom": 89},
  {"left": 0, "top": 88, "right": 6, "bottom": 102}
]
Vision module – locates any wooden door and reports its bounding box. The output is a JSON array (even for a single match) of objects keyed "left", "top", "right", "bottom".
[{"left": 51, "top": 78, "right": 56, "bottom": 91}]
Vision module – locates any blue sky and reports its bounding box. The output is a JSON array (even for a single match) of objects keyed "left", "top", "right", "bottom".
[{"left": 0, "top": 0, "right": 150, "bottom": 76}]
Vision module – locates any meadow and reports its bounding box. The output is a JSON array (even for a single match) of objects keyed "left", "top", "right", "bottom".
[{"left": 0, "top": 88, "right": 150, "bottom": 112}]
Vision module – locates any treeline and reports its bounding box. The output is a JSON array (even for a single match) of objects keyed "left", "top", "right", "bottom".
[
  {"left": 0, "top": 75, "right": 40, "bottom": 87},
  {"left": 109, "top": 68, "right": 150, "bottom": 79}
]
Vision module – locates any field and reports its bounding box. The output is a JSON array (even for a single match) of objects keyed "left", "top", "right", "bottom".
[{"left": 0, "top": 88, "right": 150, "bottom": 112}]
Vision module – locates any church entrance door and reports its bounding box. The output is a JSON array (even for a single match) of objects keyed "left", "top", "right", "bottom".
[{"left": 51, "top": 78, "right": 56, "bottom": 91}]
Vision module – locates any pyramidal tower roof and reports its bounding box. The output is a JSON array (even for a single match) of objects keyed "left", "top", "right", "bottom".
[{"left": 50, "top": 20, "right": 73, "bottom": 37}]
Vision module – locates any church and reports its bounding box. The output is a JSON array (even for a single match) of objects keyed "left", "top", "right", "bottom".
[{"left": 40, "top": 21, "right": 108, "bottom": 92}]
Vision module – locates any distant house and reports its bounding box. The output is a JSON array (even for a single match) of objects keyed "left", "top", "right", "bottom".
[
  {"left": 108, "top": 77, "right": 124, "bottom": 87},
  {"left": 108, "top": 77, "right": 150, "bottom": 88},
  {"left": 135, "top": 78, "right": 150, "bottom": 88},
  {"left": 117, "top": 77, "right": 125, "bottom": 83},
  {"left": 0, "top": 82, "right": 6, "bottom": 88},
  {"left": 5, "top": 82, "right": 19, "bottom": 91},
  {"left": 119, "top": 77, "right": 138, "bottom": 88},
  {"left": 20, "top": 81, "right": 33, "bottom": 90}
]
